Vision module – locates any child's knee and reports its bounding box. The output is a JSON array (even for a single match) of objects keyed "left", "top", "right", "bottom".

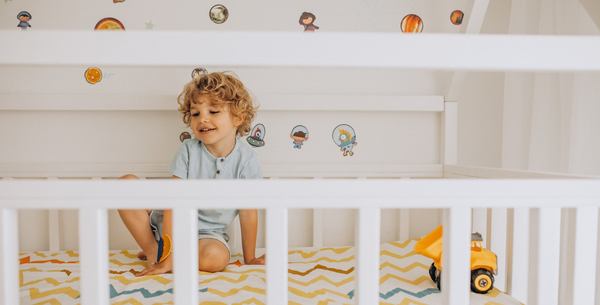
[
  {"left": 119, "top": 174, "right": 139, "bottom": 180},
  {"left": 198, "top": 243, "right": 229, "bottom": 272}
]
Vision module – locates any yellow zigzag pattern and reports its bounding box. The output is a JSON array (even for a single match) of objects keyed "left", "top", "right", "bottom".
[
  {"left": 288, "top": 286, "right": 350, "bottom": 299},
  {"left": 388, "top": 240, "right": 414, "bottom": 249},
  {"left": 32, "top": 299, "right": 63, "bottom": 305},
  {"left": 110, "top": 258, "right": 146, "bottom": 267},
  {"left": 380, "top": 250, "right": 417, "bottom": 259},
  {"left": 288, "top": 275, "right": 354, "bottom": 287},
  {"left": 290, "top": 300, "right": 350, "bottom": 305},
  {"left": 291, "top": 255, "right": 355, "bottom": 264},
  {"left": 381, "top": 298, "right": 428, "bottom": 305},
  {"left": 380, "top": 261, "right": 429, "bottom": 273},
  {"left": 219, "top": 268, "right": 265, "bottom": 274},
  {"left": 380, "top": 274, "right": 431, "bottom": 285},
  {"left": 29, "top": 287, "right": 79, "bottom": 300},
  {"left": 22, "top": 276, "right": 80, "bottom": 288},
  {"left": 288, "top": 247, "right": 352, "bottom": 258},
  {"left": 207, "top": 285, "right": 265, "bottom": 297},
  {"left": 20, "top": 268, "right": 73, "bottom": 286},
  {"left": 111, "top": 275, "right": 171, "bottom": 285}
]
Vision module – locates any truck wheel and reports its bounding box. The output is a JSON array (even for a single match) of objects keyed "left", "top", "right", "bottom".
[
  {"left": 471, "top": 269, "right": 494, "bottom": 294},
  {"left": 428, "top": 263, "right": 437, "bottom": 282}
]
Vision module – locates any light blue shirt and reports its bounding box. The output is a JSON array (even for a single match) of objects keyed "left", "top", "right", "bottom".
[{"left": 153, "top": 138, "right": 261, "bottom": 241}]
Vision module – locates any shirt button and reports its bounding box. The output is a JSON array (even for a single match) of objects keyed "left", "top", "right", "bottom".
[{"left": 216, "top": 170, "right": 221, "bottom": 174}]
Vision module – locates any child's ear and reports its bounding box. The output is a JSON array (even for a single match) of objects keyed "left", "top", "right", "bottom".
[{"left": 232, "top": 113, "right": 244, "bottom": 127}]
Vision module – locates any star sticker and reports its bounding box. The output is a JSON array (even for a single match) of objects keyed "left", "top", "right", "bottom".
[{"left": 145, "top": 21, "right": 154, "bottom": 30}]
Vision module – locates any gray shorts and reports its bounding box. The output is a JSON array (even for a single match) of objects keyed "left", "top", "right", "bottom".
[{"left": 149, "top": 210, "right": 231, "bottom": 257}]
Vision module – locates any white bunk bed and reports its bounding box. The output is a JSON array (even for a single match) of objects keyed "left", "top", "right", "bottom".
[{"left": 1, "top": 30, "right": 600, "bottom": 305}]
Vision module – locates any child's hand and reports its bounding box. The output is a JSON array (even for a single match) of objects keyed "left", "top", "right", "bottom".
[
  {"left": 135, "top": 255, "right": 173, "bottom": 277},
  {"left": 245, "top": 254, "right": 265, "bottom": 265}
]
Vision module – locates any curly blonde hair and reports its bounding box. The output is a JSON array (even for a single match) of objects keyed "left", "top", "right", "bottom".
[{"left": 177, "top": 71, "right": 256, "bottom": 137}]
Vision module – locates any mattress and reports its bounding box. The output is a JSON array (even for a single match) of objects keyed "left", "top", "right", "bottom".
[{"left": 19, "top": 240, "right": 523, "bottom": 304}]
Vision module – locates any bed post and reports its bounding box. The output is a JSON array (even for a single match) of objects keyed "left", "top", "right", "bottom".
[
  {"left": 79, "top": 207, "right": 109, "bottom": 304},
  {"left": 267, "top": 207, "right": 288, "bottom": 304},
  {"left": 0, "top": 206, "right": 19, "bottom": 305}
]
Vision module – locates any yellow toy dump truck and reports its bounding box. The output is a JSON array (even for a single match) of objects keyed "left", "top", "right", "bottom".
[{"left": 414, "top": 225, "right": 497, "bottom": 294}]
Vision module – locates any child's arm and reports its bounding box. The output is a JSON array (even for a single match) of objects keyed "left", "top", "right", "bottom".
[{"left": 239, "top": 209, "right": 265, "bottom": 264}]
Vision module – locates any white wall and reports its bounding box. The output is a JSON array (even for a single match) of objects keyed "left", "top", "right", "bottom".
[{"left": 0, "top": 109, "right": 443, "bottom": 251}]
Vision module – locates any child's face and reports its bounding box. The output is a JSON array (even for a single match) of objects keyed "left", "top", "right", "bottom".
[{"left": 189, "top": 95, "right": 241, "bottom": 156}]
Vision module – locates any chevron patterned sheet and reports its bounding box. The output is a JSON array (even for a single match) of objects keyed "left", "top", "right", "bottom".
[{"left": 19, "top": 240, "right": 523, "bottom": 305}]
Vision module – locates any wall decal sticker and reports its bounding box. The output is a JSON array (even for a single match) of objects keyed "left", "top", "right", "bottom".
[
  {"left": 209, "top": 4, "right": 229, "bottom": 24},
  {"left": 17, "top": 11, "right": 31, "bottom": 30},
  {"left": 450, "top": 10, "right": 464, "bottom": 25},
  {"left": 332, "top": 124, "right": 357, "bottom": 157},
  {"left": 179, "top": 131, "right": 191, "bottom": 142},
  {"left": 290, "top": 125, "right": 309, "bottom": 149},
  {"left": 401, "top": 14, "right": 423, "bottom": 33},
  {"left": 95, "top": 17, "right": 125, "bottom": 30},
  {"left": 299, "top": 12, "right": 319, "bottom": 32},
  {"left": 247, "top": 123, "right": 266, "bottom": 147},
  {"left": 84, "top": 67, "right": 103, "bottom": 84},
  {"left": 191, "top": 67, "right": 208, "bottom": 79},
  {"left": 145, "top": 20, "right": 154, "bottom": 30}
]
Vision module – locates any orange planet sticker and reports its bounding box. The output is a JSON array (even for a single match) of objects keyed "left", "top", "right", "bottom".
[
  {"left": 401, "top": 14, "right": 423, "bottom": 33},
  {"left": 84, "top": 67, "right": 103, "bottom": 84},
  {"left": 94, "top": 17, "right": 125, "bottom": 30},
  {"left": 450, "top": 10, "right": 464, "bottom": 25}
]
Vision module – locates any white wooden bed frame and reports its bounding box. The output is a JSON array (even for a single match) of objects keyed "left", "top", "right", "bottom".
[{"left": 1, "top": 31, "right": 600, "bottom": 305}]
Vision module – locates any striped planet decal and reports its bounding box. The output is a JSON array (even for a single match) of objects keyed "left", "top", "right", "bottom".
[{"left": 401, "top": 14, "right": 424, "bottom": 33}]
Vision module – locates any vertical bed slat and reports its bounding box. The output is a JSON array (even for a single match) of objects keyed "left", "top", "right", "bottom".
[
  {"left": 0, "top": 208, "right": 19, "bottom": 305},
  {"left": 572, "top": 207, "right": 598, "bottom": 305},
  {"left": 173, "top": 207, "right": 198, "bottom": 305},
  {"left": 443, "top": 101, "right": 458, "bottom": 165},
  {"left": 357, "top": 207, "right": 381, "bottom": 304},
  {"left": 490, "top": 208, "right": 507, "bottom": 291},
  {"left": 267, "top": 207, "right": 288, "bottom": 305},
  {"left": 48, "top": 178, "right": 60, "bottom": 252},
  {"left": 472, "top": 208, "right": 487, "bottom": 247},
  {"left": 313, "top": 209, "right": 323, "bottom": 247},
  {"left": 442, "top": 207, "right": 471, "bottom": 305},
  {"left": 397, "top": 209, "right": 410, "bottom": 241},
  {"left": 510, "top": 207, "right": 529, "bottom": 304},
  {"left": 79, "top": 208, "right": 109, "bottom": 305},
  {"left": 536, "top": 207, "right": 561, "bottom": 305}
]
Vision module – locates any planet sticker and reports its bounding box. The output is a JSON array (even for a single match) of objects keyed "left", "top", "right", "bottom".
[
  {"left": 247, "top": 123, "right": 266, "bottom": 147},
  {"left": 450, "top": 10, "right": 464, "bottom": 25},
  {"left": 84, "top": 67, "right": 103, "bottom": 84},
  {"left": 401, "top": 14, "right": 423, "bottom": 33},
  {"left": 94, "top": 17, "right": 125, "bottom": 30},
  {"left": 209, "top": 4, "right": 229, "bottom": 24}
]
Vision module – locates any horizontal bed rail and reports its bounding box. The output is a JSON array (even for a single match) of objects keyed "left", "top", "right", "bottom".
[
  {"left": 3, "top": 31, "right": 600, "bottom": 72},
  {"left": 2, "top": 179, "right": 600, "bottom": 305}
]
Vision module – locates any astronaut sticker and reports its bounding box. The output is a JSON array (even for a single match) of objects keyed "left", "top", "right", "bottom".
[
  {"left": 17, "top": 11, "right": 32, "bottom": 30},
  {"left": 299, "top": 12, "right": 319, "bottom": 32},
  {"left": 179, "top": 131, "right": 191, "bottom": 143},
  {"left": 332, "top": 124, "right": 357, "bottom": 156},
  {"left": 290, "top": 125, "right": 309, "bottom": 149},
  {"left": 247, "top": 123, "right": 266, "bottom": 147},
  {"left": 191, "top": 67, "right": 208, "bottom": 79}
]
